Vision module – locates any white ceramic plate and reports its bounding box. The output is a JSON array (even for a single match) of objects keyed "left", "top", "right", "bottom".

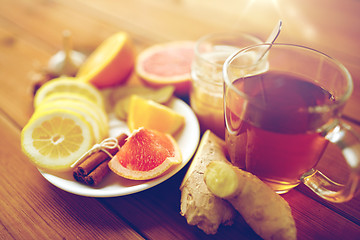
[{"left": 39, "top": 98, "right": 200, "bottom": 197}]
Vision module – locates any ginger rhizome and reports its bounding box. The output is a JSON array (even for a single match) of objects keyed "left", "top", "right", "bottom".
[
  {"left": 180, "top": 130, "right": 236, "bottom": 234},
  {"left": 204, "top": 161, "right": 297, "bottom": 240}
]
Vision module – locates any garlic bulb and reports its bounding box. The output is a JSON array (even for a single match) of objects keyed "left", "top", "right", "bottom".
[{"left": 48, "top": 30, "right": 86, "bottom": 77}]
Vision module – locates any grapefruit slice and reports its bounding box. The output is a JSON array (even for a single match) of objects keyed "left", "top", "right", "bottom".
[
  {"left": 108, "top": 128, "right": 182, "bottom": 180},
  {"left": 135, "top": 41, "right": 195, "bottom": 96},
  {"left": 77, "top": 31, "right": 135, "bottom": 88}
]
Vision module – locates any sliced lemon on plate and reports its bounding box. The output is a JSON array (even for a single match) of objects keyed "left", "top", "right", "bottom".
[
  {"left": 35, "top": 100, "right": 106, "bottom": 142},
  {"left": 21, "top": 109, "right": 95, "bottom": 172},
  {"left": 35, "top": 94, "right": 108, "bottom": 135},
  {"left": 34, "top": 77, "right": 105, "bottom": 108}
]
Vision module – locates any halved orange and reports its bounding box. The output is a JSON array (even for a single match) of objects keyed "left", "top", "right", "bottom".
[
  {"left": 108, "top": 128, "right": 182, "bottom": 180},
  {"left": 77, "top": 31, "right": 135, "bottom": 88}
]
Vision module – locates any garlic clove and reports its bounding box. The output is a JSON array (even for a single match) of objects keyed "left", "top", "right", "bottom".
[{"left": 48, "top": 30, "right": 86, "bottom": 77}]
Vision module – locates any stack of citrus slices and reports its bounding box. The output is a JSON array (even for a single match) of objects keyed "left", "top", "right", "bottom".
[
  {"left": 21, "top": 77, "right": 108, "bottom": 172},
  {"left": 21, "top": 31, "right": 190, "bottom": 183}
]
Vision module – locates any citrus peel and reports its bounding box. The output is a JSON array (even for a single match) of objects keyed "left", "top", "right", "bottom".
[
  {"left": 135, "top": 41, "right": 195, "bottom": 96},
  {"left": 21, "top": 109, "right": 95, "bottom": 172},
  {"left": 77, "top": 31, "right": 135, "bottom": 88},
  {"left": 108, "top": 128, "right": 182, "bottom": 180},
  {"left": 127, "top": 95, "right": 185, "bottom": 135},
  {"left": 22, "top": 78, "right": 109, "bottom": 172},
  {"left": 34, "top": 77, "right": 105, "bottom": 108}
]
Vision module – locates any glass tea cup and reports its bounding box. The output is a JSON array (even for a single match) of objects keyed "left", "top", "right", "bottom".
[
  {"left": 223, "top": 43, "right": 360, "bottom": 202},
  {"left": 190, "top": 32, "right": 262, "bottom": 139}
]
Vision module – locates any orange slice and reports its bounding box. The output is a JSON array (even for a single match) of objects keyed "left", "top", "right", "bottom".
[
  {"left": 76, "top": 31, "right": 135, "bottom": 88},
  {"left": 112, "top": 85, "right": 175, "bottom": 120},
  {"left": 127, "top": 95, "right": 185, "bottom": 135},
  {"left": 108, "top": 128, "right": 182, "bottom": 180}
]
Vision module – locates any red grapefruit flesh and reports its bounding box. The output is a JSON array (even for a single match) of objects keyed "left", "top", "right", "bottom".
[
  {"left": 108, "top": 128, "right": 182, "bottom": 180},
  {"left": 135, "top": 41, "right": 195, "bottom": 96}
]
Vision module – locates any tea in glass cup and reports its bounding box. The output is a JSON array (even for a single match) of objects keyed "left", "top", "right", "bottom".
[
  {"left": 223, "top": 43, "right": 360, "bottom": 202},
  {"left": 190, "top": 32, "right": 262, "bottom": 139}
]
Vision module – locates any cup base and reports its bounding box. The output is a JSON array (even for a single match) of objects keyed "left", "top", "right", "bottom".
[{"left": 260, "top": 177, "right": 300, "bottom": 194}]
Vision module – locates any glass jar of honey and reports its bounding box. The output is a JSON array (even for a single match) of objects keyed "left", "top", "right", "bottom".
[{"left": 190, "top": 32, "right": 262, "bottom": 138}]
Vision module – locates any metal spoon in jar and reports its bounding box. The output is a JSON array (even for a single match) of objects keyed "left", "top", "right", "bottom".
[{"left": 255, "top": 20, "right": 282, "bottom": 63}]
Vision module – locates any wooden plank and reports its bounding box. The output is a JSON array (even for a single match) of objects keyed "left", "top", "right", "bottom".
[
  {"left": 284, "top": 190, "right": 360, "bottom": 240},
  {"left": 295, "top": 120, "right": 360, "bottom": 225},
  {"left": 0, "top": 0, "right": 127, "bottom": 127},
  {"left": 101, "top": 164, "right": 360, "bottom": 239},
  {"left": 0, "top": 114, "right": 144, "bottom": 239},
  {"left": 32, "top": 0, "right": 360, "bottom": 120},
  {"left": 0, "top": 0, "right": 155, "bottom": 128},
  {"left": 1, "top": 0, "right": 360, "bottom": 239},
  {"left": 2, "top": 0, "right": 360, "bottom": 122},
  {"left": 0, "top": 0, "right": 116, "bottom": 51},
  {"left": 101, "top": 168, "right": 262, "bottom": 240},
  {"left": 0, "top": 24, "right": 42, "bottom": 127},
  {"left": 0, "top": 0, "right": 155, "bottom": 52}
]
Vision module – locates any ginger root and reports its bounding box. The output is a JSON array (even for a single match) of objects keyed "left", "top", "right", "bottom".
[
  {"left": 180, "top": 130, "right": 236, "bottom": 235},
  {"left": 204, "top": 161, "right": 297, "bottom": 240}
]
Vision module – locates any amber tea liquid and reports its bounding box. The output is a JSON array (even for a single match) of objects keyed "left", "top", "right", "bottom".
[{"left": 225, "top": 71, "right": 335, "bottom": 193}]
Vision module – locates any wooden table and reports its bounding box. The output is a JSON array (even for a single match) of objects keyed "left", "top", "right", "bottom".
[{"left": 1, "top": 0, "right": 360, "bottom": 239}]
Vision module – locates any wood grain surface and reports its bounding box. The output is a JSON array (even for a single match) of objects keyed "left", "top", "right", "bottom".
[{"left": 1, "top": 0, "right": 360, "bottom": 239}]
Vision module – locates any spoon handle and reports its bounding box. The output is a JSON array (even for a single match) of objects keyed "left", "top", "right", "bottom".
[
  {"left": 256, "top": 20, "right": 282, "bottom": 62},
  {"left": 266, "top": 20, "right": 282, "bottom": 44}
]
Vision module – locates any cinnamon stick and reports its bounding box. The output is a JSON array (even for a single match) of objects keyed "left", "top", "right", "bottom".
[
  {"left": 73, "top": 133, "right": 128, "bottom": 186},
  {"left": 73, "top": 170, "right": 86, "bottom": 184},
  {"left": 84, "top": 160, "right": 111, "bottom": 186},
  {"left": 77, "top": 147, "right": 118, "bottom": 176}
]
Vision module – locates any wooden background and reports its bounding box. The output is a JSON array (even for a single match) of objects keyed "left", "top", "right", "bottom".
[{"left": 1, "top": 0, "right": 360, "bottom": 239}]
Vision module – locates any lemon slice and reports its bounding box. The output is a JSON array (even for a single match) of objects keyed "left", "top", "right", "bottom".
[
  {"left": 38, "top": 92, "right": 97, "bottom": 108},
  {"left": 36, "top": 97, "right": 108, "bottom": 140},
  {"left": 35, "top": 93, "right": 108, "bottom": 138},
  {"left": 34, "top": 77, "right": 104, "bottom": 108},
  {"left": 37, "top": 92, "right": 107, "bottom": 126},
  {"left": 127, "top": 95, "right": 185, "bottom": 135},
  {"left": 21, "top": 109, "right": 95, "bottom": 172},
  {"left": 35, "top": 100, "right": 104, "bottom": 142}
]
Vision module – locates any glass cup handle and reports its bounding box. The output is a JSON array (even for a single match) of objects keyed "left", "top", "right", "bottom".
[{"left": 301, "top": 122, "right": 360, "bottom": 203}]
